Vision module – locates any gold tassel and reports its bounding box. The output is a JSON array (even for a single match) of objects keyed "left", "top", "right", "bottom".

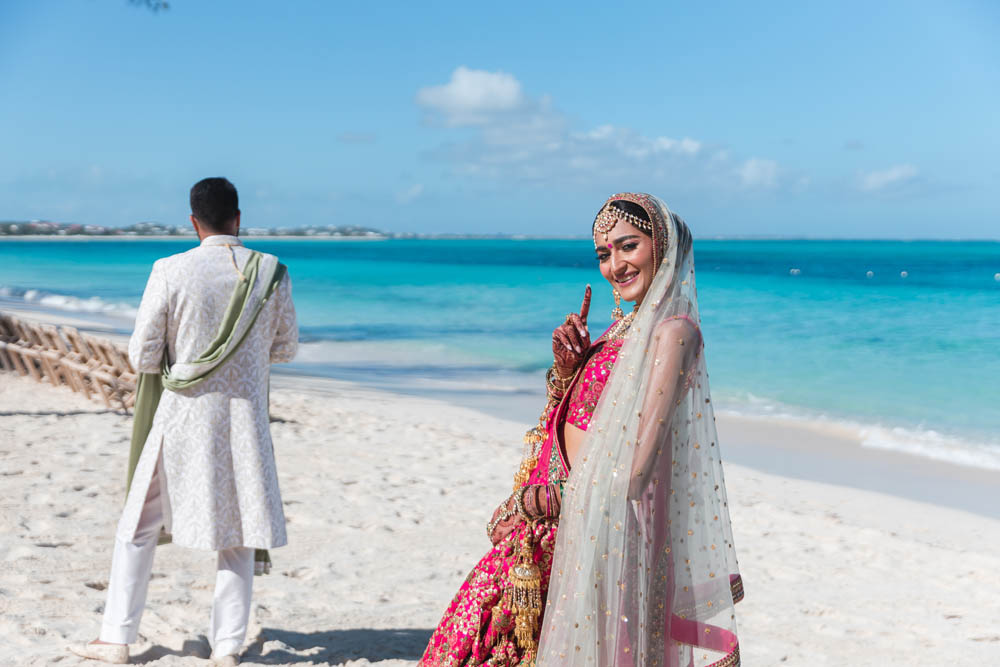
[
  {"left": 512, "top": 451, "right": 538, "bottom": 491},
  {"left": 510, "top": 524, "right": 543, "bottom": 651},
  {"left": 513, "top": 426, "right": 543, "bottom": 489},
  {"left": 490, "top": 588, "right": 515, "bottom": 637},
  {"left": 513, "top": 405, "right": 550, "bottom": 490},
  {"left": 523, "top": 424, "right": 545, "bottom": 448},
  {"left": 505, "top": 394, "right": 552, "bottom": 652}
]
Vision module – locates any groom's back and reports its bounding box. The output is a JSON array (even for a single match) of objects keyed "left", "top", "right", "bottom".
[
  {"left": 128, "top": 177, "right": 297, "bottom": 387},
  {"left": 156, "top": 240, "right": 282, "bottom": 369}
]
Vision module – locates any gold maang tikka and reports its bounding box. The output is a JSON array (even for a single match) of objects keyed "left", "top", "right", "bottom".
[{"left": 593, "top": 202, "right": 654, "bottom": 244}]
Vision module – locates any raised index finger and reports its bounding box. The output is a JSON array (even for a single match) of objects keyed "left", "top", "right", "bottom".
[{"left": 579, "top": 284, "right": 591, "bottom": 323}]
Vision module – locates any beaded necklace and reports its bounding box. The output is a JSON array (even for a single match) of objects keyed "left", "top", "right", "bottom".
[{"left": 602, "top": 309, "right": 636, "bottom": 343}]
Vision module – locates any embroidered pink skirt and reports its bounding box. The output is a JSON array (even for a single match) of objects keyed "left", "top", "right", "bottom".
[{"left": 420, "top": 520, "right": 557, "bottom": 666}]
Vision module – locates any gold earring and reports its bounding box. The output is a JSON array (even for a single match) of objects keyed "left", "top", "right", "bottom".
[{"left": 612, "top": 289, "right": 624, "bottom": 320}]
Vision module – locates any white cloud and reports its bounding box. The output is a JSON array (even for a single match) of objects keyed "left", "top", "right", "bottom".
[
  {"left": 396, "top": 183, "right": 424, "bottom": 204},
  {"left": 667, "top": 137, "right": 702, "bottom": 155},
  {"left": 417, "top": 68, "right": 784, "bottom": 193},
  {"left": 416, "top": 67, "right": 525, "bottom": 126},
  {"left": 738, "top": 158, "right": 779, "bottom": 188},
  {"left": 571, "top": 126, "right": 701, "bottom": 160},
  {"left": 585, "top": 125, "right": 615, "bottom": 141},
  {"left": 859, "top": 164, "right": 918, "bottom": 192}
]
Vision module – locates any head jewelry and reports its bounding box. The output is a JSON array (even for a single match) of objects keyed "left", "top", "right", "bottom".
[{"left": 593, "top": 192, "right": 671, "bottom": 269}]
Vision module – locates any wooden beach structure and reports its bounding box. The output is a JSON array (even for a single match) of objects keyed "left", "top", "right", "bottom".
[{"left": 0, "top": 311, "right": 136, "bottom": 410}]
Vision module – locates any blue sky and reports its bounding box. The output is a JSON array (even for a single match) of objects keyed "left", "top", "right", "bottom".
[{"left": 1, "top": 0, "right": 997, "bottom": 237}]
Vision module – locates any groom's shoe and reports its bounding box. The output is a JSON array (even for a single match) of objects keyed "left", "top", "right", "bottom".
[{"left": 68, "top": 640, "right": 129, "bottom": 664}]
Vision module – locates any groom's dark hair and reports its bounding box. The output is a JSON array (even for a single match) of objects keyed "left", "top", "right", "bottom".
[{"left": 190, "top": 177, "right": 239, "bottom": 230}]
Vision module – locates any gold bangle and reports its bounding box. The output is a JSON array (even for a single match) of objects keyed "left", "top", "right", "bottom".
[
  {"left": 486, "top": 499, "right": 515, "bottom": 538},
  {"left": 550, "top": 364, "right": 571, "bottom": 383},
  {"left": 513, "top": 485, "right": 531, "bottom": 521},
  {"left": 547, "top": 366, "right": 571, "bottom": 394},
  {"left": 544, "top": 368, "right": 560, "bottom": 394}
]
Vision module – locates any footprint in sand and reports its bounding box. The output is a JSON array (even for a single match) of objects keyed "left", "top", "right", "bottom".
[{"left": 282, "top": 566, "right": 312, "bottom": 580}]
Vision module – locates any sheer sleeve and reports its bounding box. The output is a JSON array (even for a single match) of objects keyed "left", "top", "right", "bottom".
[
  {"left": 128, "top": 260, "right": 169, "bottom": 373},
  {"left": 539, "top": 195, "right": 741, "bottom": 667},
  {"left": 629, "top": 316, "right": 701, "bottom": 500}
]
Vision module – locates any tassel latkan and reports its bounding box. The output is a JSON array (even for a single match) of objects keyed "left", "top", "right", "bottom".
[
  {"left": 510, "top": 525, "right": 543, "bottom": 651},
  {"left": 514, "top": 423, "right": 545, "bottom": 490}
]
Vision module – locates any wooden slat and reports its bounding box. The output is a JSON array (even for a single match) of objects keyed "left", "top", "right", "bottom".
[{"left": 0, "top": 312, "right": 138, "bottom": 410}]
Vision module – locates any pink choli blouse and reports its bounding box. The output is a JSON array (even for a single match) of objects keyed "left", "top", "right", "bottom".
[
  {"left": 563, "top": 338, "right": 624, "bottom": 432},
  {"left": 526, "top": 334, "right": 624, "bottom": 488}
]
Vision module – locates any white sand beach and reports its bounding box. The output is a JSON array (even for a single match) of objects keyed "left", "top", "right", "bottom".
[{"left": 2, "top": 370, "right": 1000, "bottom": 666}]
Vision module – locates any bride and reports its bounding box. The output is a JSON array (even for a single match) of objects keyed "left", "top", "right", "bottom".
[{"left": 421, "top": 193, "right": 743, "bottom": 666}]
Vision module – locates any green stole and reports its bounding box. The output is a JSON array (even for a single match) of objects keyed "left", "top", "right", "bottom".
[{"left": 127, "top": 250, "right": 286, "bottom": 575}]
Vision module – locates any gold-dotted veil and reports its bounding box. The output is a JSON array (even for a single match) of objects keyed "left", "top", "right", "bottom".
[{"left": 539, "top": 194, "right": 743, "bottom": 666}]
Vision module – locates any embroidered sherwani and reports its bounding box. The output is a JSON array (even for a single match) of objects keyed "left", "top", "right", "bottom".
[{"left": 120, "top": 234, "right": 298, "bottom": 551}]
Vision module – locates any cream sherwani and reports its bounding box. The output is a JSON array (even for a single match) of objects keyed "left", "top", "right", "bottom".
[
  {"left": 121, "top": 234, "right": 298, "bottom": 551},
  {"left": 95, "top": 234, "right": 297, "bottom": 656}
]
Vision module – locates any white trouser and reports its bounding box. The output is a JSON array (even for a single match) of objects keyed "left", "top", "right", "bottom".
[{"left": 99, "top": 459, "right": 254, "bottom": 658}]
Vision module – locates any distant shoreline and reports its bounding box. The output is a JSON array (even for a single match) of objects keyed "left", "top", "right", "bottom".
[
  {"left": 1, "top": 235, "right": 998, "bottom": 242},
  {"left": 0, "top": 235, "right": 389, "bottom": 242}
]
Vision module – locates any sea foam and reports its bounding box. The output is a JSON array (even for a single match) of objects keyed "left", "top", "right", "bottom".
[
  {"left": 716, "top": 393, "right": 1000, "bottom": 473},
  {"left": 0, "top": 285, "right": 138, "bottom": 319},
  {"left": 858, "top": 425, "right": 1000, "bottom": 472}
]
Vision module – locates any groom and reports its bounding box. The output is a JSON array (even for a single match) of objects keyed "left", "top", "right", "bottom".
[{"left": 71, "top": 177, "right": 298, "bottom": 666}]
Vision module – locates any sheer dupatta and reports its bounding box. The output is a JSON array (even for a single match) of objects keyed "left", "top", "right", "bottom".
[{"left": 539, "top": 194, "right": 742, "bottom": 666}]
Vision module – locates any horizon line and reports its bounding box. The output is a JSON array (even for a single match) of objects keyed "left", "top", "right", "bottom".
[{"left": 2, "top": 234, "right": 999, "bottom": 243}]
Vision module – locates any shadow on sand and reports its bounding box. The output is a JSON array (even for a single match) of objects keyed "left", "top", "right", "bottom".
[
  {"left": 243, "top": 627, "right": 434, "bottom": 664},
  {"left": 130, "top": 637, "right": 212, "bottom": 663},
  {"left": 0, "top": 409, "right": 122, "bottom": 417},
  {"left": 122, "top": 627, "right": 432, "bottom": 665}
]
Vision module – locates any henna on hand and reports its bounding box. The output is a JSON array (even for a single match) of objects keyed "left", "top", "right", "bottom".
[
  {"left": 551, "top": 285, "right": 592, "bottom": 377},
  {"left": 522, "top": 483, "right": 562, "bottom": 519},
  {"left": 487, "top": 484, "right": 563, "bottom": 545},
  {"left": 488, "top": 495, "right": 520, "bottom": 545}
]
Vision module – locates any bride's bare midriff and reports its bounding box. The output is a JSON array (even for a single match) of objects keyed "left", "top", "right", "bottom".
[{"left": 563, "top": 421, "right": 587, "bottom": 469}]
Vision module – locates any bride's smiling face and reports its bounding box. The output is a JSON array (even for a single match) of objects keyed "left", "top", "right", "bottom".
[{"left": 594, "top": 218, "right": 656, "bottom": 306}]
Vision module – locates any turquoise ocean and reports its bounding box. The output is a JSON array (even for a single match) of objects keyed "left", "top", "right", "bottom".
[{"left": 1, "top": 238, "right": 998, "bottom": 471}]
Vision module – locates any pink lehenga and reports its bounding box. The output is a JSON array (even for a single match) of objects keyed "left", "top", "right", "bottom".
[
  {"left": 539, "top": 194, "right": 743, "bottom": 666},
  {"left": 424, "top": 192, "right": 745, "bottom": 667},
  {"left": 420, "top": 333, "right": 626, "bottom": 666}
]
